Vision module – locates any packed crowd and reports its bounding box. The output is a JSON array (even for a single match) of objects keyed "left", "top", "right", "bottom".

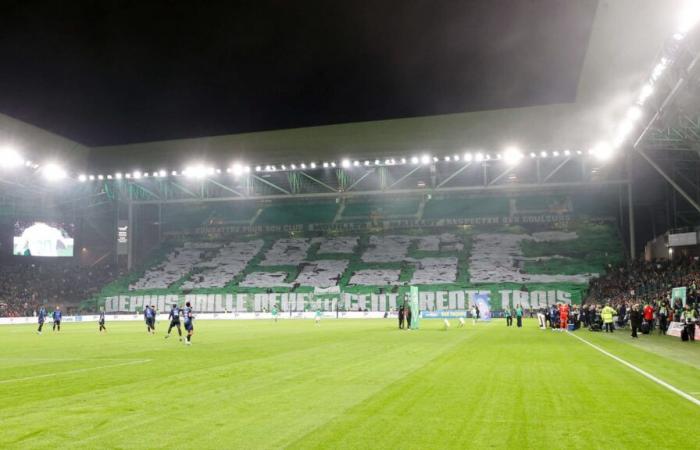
[
  {"left": 0, "top": 261, "right": 118, "bottom": 317},
  {"left": 584, "top": 257, "right": 700, "bottom": 341}
]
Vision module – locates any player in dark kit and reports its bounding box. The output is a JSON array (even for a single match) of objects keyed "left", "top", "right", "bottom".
[
  {"left": 52, "top": 306, "right": 62, "bottom": 331},
  {"left": 183, "top": 301, "right": 194, "bottom": 345},
  {"left": 37, "top": 306, "right": 47, "bottom": 334},
  {"left": 165, "top": 304, "right": 183, "bottom": 341},
  {"left": 98, "top": 308, "right": 106, "bottom": 333},
  {"left": 144, "top": 305, "right": 156, "bottom": 334}
]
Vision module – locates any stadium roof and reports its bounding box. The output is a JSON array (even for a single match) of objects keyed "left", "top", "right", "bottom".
[{"left": 0, "top": 0, "right": 689, "bottom": 170}]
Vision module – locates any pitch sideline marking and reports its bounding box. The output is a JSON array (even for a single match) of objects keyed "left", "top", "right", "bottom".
[
  {"left": 568, "top": 332, "right": 700, "bottom": 407},
  {"left": 0, "top": 359, "right": 151, "bottom": 384}
]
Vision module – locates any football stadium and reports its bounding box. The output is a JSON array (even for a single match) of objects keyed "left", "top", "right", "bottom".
[{"left": 1, "top": 1, "right": 700, "bottom": 448}]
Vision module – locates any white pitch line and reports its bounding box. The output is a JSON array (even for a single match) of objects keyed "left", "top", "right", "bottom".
[
  {"left": 568, "top": 332, "right": 700, "bottom": 407},
  {"left": 0, "top": 359, "right": 151, "bottom": 384}
]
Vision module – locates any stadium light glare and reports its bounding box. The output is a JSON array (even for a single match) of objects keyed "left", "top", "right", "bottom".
[
  {"left": 626, "top": 105, "right": 643, "bottom": 122},
  {"left": 564, "top": 149, "right": 571, "bottom": 156},
  {"left": 158, "top": 170, "right": 167, "bottom": 177},
  {"left": 125, "top": 173, "right": 132, "bottom": 179},
  {"left": 385, "top": 159, "right": 391, "bottom": 165},
  {"left": 651, "top": 59, "right": 667, "bottom": 81},
  {"left": 463, "top": 153, "right": 473, "bottom": 162},
  {"left": 107, "top": 174, "right": 113, "bottom": 180},
  {"left": 231, "top": 164, "right": 243, "bottom": 176},
  {"left": 475, "top": 153, "right": 484, "bottom": 162},
  {"left": 289, "top": 164, "right": 296, "bottom": 170},
  {"left": 113, "top": 172, "right": 122, "bottom": 179},
  {"left": 244, "top": 166, "right": 251, "bottom": 173},
  {"left": 432, "top": 156, "right": 439, "bottom": 162},
  {"left": 41, "top": 163, "right": 67, "bottom": 181},
  {"left": 679, "top": 0, "right": 700, "bottom": 33},
  {"left": 411, "top": 156, "right": 419, "bottom": 164},
  {"left": 540, "top": 151, "right": 548, "bottom": 158},
  {"left": 638, "top": 83, "right": 654, "bottom": 104},
  {"left": 591, "top": 141, "right": 614, "bottom": 161},
  {"left": 421, "top": 155, "right": 431, "bottom": 165},
  {"left": 341, "top": 159, "right": 351, "bottom": 168},
  {"left": 503, "top": 146, "right": 523, "bottom": 165},
  {"left": 444, "top": 156, "right": 451, "bottom": 162},
  {"left": 310, "top": 162, "right": 316, "bottom": 169},
  {"left": 300, "top": 163, "right": 307, "bottom": 169},
  {"left": 89, "top": 175, "right": 95, "bottom": 180},
  {"left": 322, "top": 162, "right": 329, "bottom": 168},
  {"left": 331, "top": 162, "right": 337, "bottom": 168},
  {"left": 453, "top": 154, "right": 460, "bottom": 161},
  {"left": 98, "top": 174, "right": 104, "bottom": 180},
  {"left": 170, "top": 171, "right": 178, "bottom": 176},
  {"left": 576, "top": 150, "right": 583, "bottom": 155},
  {"left": 553, "top": 151, "right": 560, "bottom": 157},
  {"left": 0, "top": 147, "right": 24, "bottom": 169},
  {"left": 78, "top": 174, "right": 87, "bottom": 182},
  {"left": 281, "top": 164, "right": 287, "bottom": 170},
  {"left": 255, "top": 166, "right": 261, "bottom": 172},
  {"left": 133, "top": 170, "right": 143, "bottom": 179},
  {"left": 401, "top": 157, "right": 406, "bottom": 164},
  {"left": 353, "top": 160, "right": 360, "bottom": 167},
  {"left": 364, "top": 160, "right": 370, "bottom": 166},
  {"left": 529, "top": 152, "right": 536, "bottom": 158}
]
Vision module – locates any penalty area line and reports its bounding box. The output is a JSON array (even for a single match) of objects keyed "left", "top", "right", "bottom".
[
  {"left": 568, "top": 332, "right": 700, "bottom": 408},
  {"left": 0, "top": 359, "right": 151, "bottom": 384}
]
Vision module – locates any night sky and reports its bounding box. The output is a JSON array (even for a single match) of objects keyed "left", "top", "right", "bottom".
[{"left": 0, "top": 0, "right": 598, "bottom": 146}]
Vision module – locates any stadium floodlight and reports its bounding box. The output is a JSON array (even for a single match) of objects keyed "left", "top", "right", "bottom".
[
  {"left": 231, "top": 163, "right": 243, "bottom": 176},
  {"left": 401, "top": 157, "right": 407, "bottom": 164},
  {"left": 125, "top": 173, "right": 132, "bottom": 179},
  {"left": 41, "top": 163, "right": 67, "bottom": 181},
  {"left": 78, "top": 174, "right": 87, "bottom": 182},
  {"left": 453, "top": 154, "right": 460, "bottom": 161},
  {"left": 281, "top": 164, "right": 287, "bottom": 170},
  {"left": 98, "top": 174, "right": 104, "bottom": 180},
  {"left": 300, "top": 163, "right": 307, "bottom": 169},
  {"left": 270, "top": 165, "right": 277, "bottom": 172},
  {"left": 463, "top": 153, "right": 473, "bottom": 162},
  {"left": 638, "top": 83, "right": 654, "bottom": 104},
  {"left": 576, "top": 150, "right": 583, "bottom": 155},
  {"left": 385, "top": 159, "right": 391, "bottom": 165},
  {"left": 591, "top": 141, "right": 614, "bottom": 161},
  {"left": 485, "top": 154, "right": 491, "bottom": 160},
  {"left": 170, "top": 171, "right": 177, "bottom": 176},
  {"left": 353, "top": 160, "right": 360, "bottom": 167},
  {"left": 107, "top": 174, "right": 113, "bottom": 180},
  {"left": 651, "top": 60, "right": 667, "bottom": 81},
  {"left": 674, "top": 32, "right": 685, "bottom": 40},
  {"left": 310, "top": 162, "right": 316, "bottom": 169},
  {"left": 421, "top": 155, "right": 431, "bottom": 165},
  {"left": 183, "top": 165, "right": 208, "bottom": 178},
  {"left": 411, "top": 156, "right": 419, "bottom": 164},
  {"left": 529, "top": 152, "right": 536, "bottom": 158},
  {"left": 115, "top": 172, "right": 123, "bottom": 179},
  {"left": 89, "top": 175, "right": 95, "bottom": 180},
  {"left": 503, "top": 146, "right": 523, "bottom": 165},
  {"left": 553, "top": 151, "right": 560, "bottom": 157},
  {"left": 564, "top": 149, "right": 571, "bottom": 156},
  {"left": 626, "top": 106, "right": 642, "bottom": 122},
  {"left": 322, "top": 162, "right": 329, "bottom": 168},
  {"left": 331, "top": 162, "right": 337, "bottom": 167},
  {"left": 133, "top": 170, "right": 143, "bottom": 179},
  {"left": 540, "top": 151, "right": 548, "bottom": 158},
  {"left": 0, "top": 147, "right": 24, "bottom": 169},
  {"left": 290, "top": 164, "right": 296, "bottom": 170},
  {"left": 444, "top": 156, "right": 451, "bottom": 162},
  {"left": 364, "top": 160, "right": 370, "bottom": 166},
  {"left": 255, "top": 166, "right": 261, "bottom": 172},
  {"left": 475, "top": 153, "right": 484, "bottom": 162},
  {"left": 432, "top": 156, "right": 439, "bottom": 162},
  {"left": 341, "top": 159, "right": 350, "bottom": 168}
]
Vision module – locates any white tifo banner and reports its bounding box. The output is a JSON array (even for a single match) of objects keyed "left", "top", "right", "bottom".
[
  {"left": 101, "top": 289, "right": 574, "bottom": 313},
  {"left": 0, "top": 311, "right": 386, "bottom": 325}
]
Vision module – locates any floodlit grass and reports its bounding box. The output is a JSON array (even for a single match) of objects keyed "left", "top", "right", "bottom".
[{"left": 1, "top": 319, "right": 699, "bottom": 449}]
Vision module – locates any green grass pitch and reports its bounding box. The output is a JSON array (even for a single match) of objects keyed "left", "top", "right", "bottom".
[{"left": 1, "top": 318, "right": 699, "bottom": 449}]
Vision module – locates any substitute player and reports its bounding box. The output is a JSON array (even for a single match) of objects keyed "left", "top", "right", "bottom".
[
  {"left": 183, "top": 301, "right": 194, "bottom": 345},
  {"left": 52, "top": 306, "right": 62, "bottom": 332},
  {"left": 314, "top": 308, "right": 321, "bottom": 326},
  {"left": 271, "top": 304, "right": 279, "bottom": 322},
  {"left": 165, "top": 304, "right": 183, "bottom": 341},
  {"left": 98, "top": 308, "right": 106, "bottom": 333},
  {"left": 37, "top": 306, "right": 47, "bottom": 334}
]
